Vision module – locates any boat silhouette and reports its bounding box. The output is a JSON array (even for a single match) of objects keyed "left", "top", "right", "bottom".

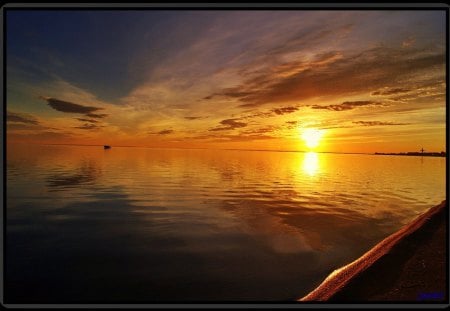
[{"left": 104, "top": 145, "right": 111, "bottom": 150}]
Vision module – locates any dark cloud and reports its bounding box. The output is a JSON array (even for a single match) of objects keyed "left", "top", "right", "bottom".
[
  {"left": 157, "top": 129, "right": 174, "bottom": 135},
  {"left": 7, "top": 111, "right": 39, "bottom": 125},
  {"left": 76, "top": 118, "right": 99, "bottom": 123},
  {"left": 206, "top": 47, "right": 444, "bottom": 108},
  {"left": 271, "top": 106, "right": 299, "bottom": 115},
  {"left": 310, "top": 101, "right": 384, "bottom": 111},
  {"left": 40, "top": 96, "right": 108, "bottom": 118},
  {"left": 209, "top": 118, "right": 248, "bottom": 132},
  {"left": 371, "top": 88, "right": 410, "bottom": 96},
  {"left": 42, "top": 97, "right": 101, "bottom": 114},
  {"left": 352, "top": 121, "right": 411, "bottom": 126},
  {"left": 184, "top": 116, "right": 204, "bottom": 120},
  {"left": 286, "top": 120, "right": 299, "bottom": 125}
]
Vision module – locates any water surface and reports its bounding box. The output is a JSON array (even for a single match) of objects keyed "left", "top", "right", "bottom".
[{"left": 6, "top": 144, "right": 446, "bottom": 302}]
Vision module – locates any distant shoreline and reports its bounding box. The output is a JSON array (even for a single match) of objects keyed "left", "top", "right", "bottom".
[{"left": 374, "top": 152, "right": 446, "bottom": 158}]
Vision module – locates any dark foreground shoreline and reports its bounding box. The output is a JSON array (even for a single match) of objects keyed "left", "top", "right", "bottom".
[{"left": 299, "top": 200, "right": 447, "bottom": 302}]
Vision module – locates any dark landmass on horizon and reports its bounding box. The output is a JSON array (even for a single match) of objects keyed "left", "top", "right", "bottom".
[{"left": 375, "top": 151, "right": 446, "bottom": 157}]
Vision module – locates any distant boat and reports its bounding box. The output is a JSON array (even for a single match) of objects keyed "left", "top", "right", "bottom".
[{"left": 104, "top": 145, "right": 111, "bottom": 149}]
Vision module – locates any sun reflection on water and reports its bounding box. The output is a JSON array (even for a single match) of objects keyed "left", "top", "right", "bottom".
[{"left": 302, "top": 152, "right": 320, "bottom": 176}]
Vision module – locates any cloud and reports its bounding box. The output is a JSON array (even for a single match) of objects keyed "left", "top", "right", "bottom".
[
  {"left": 205, "top": 47, "right": 444, "bottom": 108},
  {"left": 85, "top": 113, "right": 108, "bottom": 119},
  {"left": 184, "top": 116, "right": 204, "bottom": 120},
  {"left": 271, "top": 106, "right": 299, "bottom": 115},
  {"left": 240, "top": 125, "right": 279, "bottom": 135},
  {"left": 6, "top": 110, "right": 64, "bottom": 132},
  {"left": 285, "top": 120, "right": 300, "bottom": 129},
  {"left": 7, "top": 122, "right": 59, "bottom": 132},
  {"left": 209, "top": 118, "right": 248, "bottom": 131},
  {"left": 235, "top": 107, "right": 299, "bottom": 123},
  {"left": 371, "top": 88, "right": 410, "bottom": 96},
  {"left": 7, "top": 123, "right": 39, "bottom": 130},
  {"left": 240, "top": 111, "right": 273, "bottom": 120},
  {"left": 286, "top": 120, "right": 299, "bottom": 125},
  {"left": 193, "top": 133, "right": 276, "bottom": 142},
  {"left": 76, "top": 118, "right": 99, "bottom": 123},
  {"left": 7, "top": 111, "right": 39, "bottom": 125},
  {"left": 310, "top": 101, "right": 384, "bottom": 111},
  {"left": 74, "top": 124, "right": 103, "bottom": 130},
  {"left": 156, "top": 129, "right": 174, "bottom": 135},
  {"left": 385, "top": 81, "right": 445, "bottom": 104},
  {"left": 352, "top": 121, "right": 411, "bottom": 126},
  {"left": 40, "top": 96, "right": 108, "bottom": 118}
]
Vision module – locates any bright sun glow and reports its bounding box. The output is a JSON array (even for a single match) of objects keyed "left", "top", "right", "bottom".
[{"left": 301, "top": 128, "right": 323, "bottom": 149}]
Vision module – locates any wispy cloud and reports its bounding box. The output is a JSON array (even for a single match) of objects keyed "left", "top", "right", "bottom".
[
  {"left": 240, "top": 125, "right": 280, "bottom": 135},
  {"left": 352, "top": 121, "right": 411, "bottom": 126},
  {"left": 371, "top": 88, "right": 411, "bottom": 96},
  {"left": 310, "top": 101, "right": 385, "bottom": 111},
  {"left": 7, "top": 110, "right": 39, "bottom": 125},
  {"left": 286, "top": 120, "right": 299, "bottom": 125},
  {"left": 271, "top": 106, "right": 299, "bottom": 115},
  {"left": 6, "top": 110, "right": 67, "bottom": 133},
  {"left": 74, "top": 124, "right": 103, "bottom": 130},
  {"left": 85, "top": 113, "right": 108, "bottom": 119},
  {"left": 184, "top": 116, "right": 206, "bottom": 120},
  {"left": 285, "top": 120, "right": 301, "bottom": 129},
  {"left": 193, "top": 133, "right": 276, "bottom": 142},
  {"left": 76, "top": 118, "right": 99, "bottom": 123},
  {"left": 156, "top": 129, "right": 174, "bottom": 135},
  {"left": 209, "top": 118, "right": 248, "bottom": 131},
  {"left": 205, "top": 46, "right": 444, "bottom": 108}
]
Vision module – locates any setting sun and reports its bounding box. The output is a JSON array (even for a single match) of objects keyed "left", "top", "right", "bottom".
[{"left": 301, "top": 128, "right": 324, "bottom": 149}]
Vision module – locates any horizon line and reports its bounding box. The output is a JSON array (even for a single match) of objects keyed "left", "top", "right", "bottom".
[{"left": 7, "top": 141, "right": 441, "bottom": 156}]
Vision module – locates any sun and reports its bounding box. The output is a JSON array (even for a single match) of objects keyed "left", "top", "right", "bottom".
[{"left": 301, "top": 128, "right": 324, "bottom": 149}]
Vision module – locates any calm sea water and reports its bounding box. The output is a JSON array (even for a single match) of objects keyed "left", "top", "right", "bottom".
[{"left": 6, "top": 144, "right": 446, "bottom": 302}]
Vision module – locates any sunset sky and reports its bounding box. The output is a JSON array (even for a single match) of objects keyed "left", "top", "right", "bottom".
[{"left": 6, "top": 10, "right": 446, "bottom": 153}]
